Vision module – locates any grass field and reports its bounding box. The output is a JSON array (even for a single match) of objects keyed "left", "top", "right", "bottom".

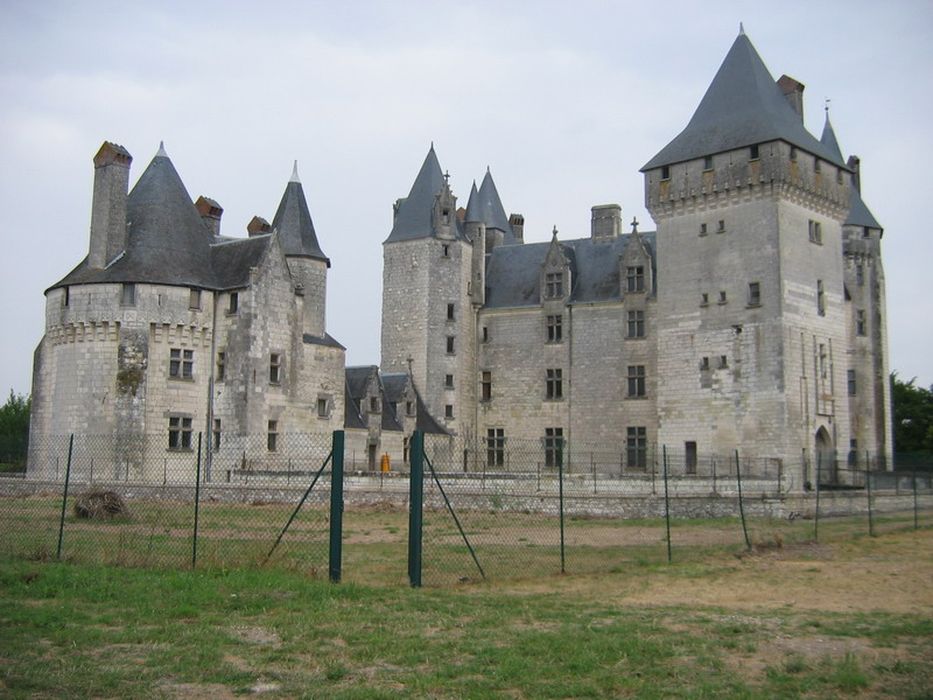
[{"left": 1, "top": 524, "right": 932, "bottom": 697}]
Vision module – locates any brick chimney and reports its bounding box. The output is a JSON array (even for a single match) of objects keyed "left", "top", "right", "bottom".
[
  {"left": 195, "top": 196, "right": 223, "bottom": 237},
  {"left": 777, "top": 75, "right": 805, "bottom": 122},
  {"left": 88, "top": 142, "right": 132, "bottom": 268},
  {"left": 591, "top": 204, "right": 621, "bottom": 240},
  {"left": 509, "top": 213, "right": 524, "bottom": 243},
  {"left": 247, "top": 216, "right": 272, "bottom": 237}
]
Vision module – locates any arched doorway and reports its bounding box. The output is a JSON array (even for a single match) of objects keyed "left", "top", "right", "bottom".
[{"left": 815, "top": 426, "right": 836, "bottom": 485}]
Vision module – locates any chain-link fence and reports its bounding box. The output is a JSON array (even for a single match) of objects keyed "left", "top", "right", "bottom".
[
  {"left": 2, "top": 432, "right": 337, "bottom": 574},
  {"left": 413, "top": 434, "right": 933, "bottom": 585}
]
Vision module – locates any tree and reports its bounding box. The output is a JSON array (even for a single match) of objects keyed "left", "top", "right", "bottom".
[
  {"left": 891, "top": 373, "right": 933, "bottom": 454},
  {"left": 0, "top": 390, "right": 30, "bottom": 468}
]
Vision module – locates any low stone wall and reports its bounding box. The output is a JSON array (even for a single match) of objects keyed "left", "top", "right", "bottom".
[{"left": 2, "top": 474, "right": 929, "bottom": 521}]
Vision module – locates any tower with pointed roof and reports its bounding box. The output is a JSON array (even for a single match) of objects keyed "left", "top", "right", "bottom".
[
  {"left": 28, "top": 142, "right": 346, "bottom": 479},
  {"left": 641, "top": 28, "right": 889, "bottom": 477}
]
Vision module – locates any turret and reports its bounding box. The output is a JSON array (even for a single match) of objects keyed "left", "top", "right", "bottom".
[{"left": 88, "top": 141, "right": 132, "bottom": 268}]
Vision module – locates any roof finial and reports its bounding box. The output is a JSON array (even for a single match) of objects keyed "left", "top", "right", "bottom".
[
  {"left": 156, "top": 141, "right": 168, "bottom": 158},
  {"left": 552, "top": 225, "right": 559, "bottom": 239},
  {"left": 290, "top": 160, "right": 301, "bottom": 183},
  {"left": 824, "top": 97, "right": 831, "bottom": 115},
  {"left": 739, "top": 21, "right": 745, "bottom": 35},
  {"left": 631, "top": 217, "right": 639, "bottom": 234}
]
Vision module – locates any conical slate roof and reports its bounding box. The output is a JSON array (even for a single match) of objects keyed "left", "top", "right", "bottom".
[
  {"left": 470, "top": 169, "right": 517, "bottom": 244},
  {"left": 271, "top": 162, "right": 329, "bottom": 265},
  {"left": 464, "top": 181, "right": 480, "bottom": 222},
  {"left": 385, "top": 145, "right": 446, "bottom": 243},
  {"left": 642, "top": 32, "right": 848, "bottom": 171},
  {"left": 820, "top": 117, "right": 882, "bottom": 231}
]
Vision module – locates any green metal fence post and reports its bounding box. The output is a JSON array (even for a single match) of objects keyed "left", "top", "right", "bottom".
[
  {"left": 192, "top": 432, "right": 203, "bottom": 569},
  {"left": 558, "top": 447, "right": 566, "bottom": 574},
  {"left": 56, "top": 434, "right": 75, "bottom": 561},
  {"left": 814, "top": 449, "right": 822, "bottom": 543},
  {"left": 662, "top": 445, "right": 672, "bottom": 564},
  {"left": 735, "top": 449, "right": 751, "bottom": 551},
  {"left": 329, "top": 430, "right": 345, "bottom": 583},
  {"left": 408, "top": 431, "right": 424, "bottom": 588}
]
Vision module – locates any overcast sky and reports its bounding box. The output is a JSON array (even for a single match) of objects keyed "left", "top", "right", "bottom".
[{"left": 1, "top": 0, "right": 931, "bottom": 399}]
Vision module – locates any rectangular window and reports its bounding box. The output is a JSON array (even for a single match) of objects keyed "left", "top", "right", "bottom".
[
  {"left": 121, "top": 283, "right": 136, "bottom": 306},
  {"left": 168, "top": 415, "right": 193, "bottom": 451},
  {"left": 269, "top": 353, "right": 282, "bottom": 384},
  {"left": 699, "top": 223, "right": 708, "bottom": 236},
  {"left": 228, "top": 291, "right": 239, "bottom": 314},
  {"left": 815, "top": 159, "right": 822, "bottom": 173},
  {"left": 442, "top": 244, "right": 449, "bottom": 258},
  {"left": 481, "top": 371, "right": 492, "bottom": 402},
  {"left": 544, "top": 427, "right": 563, "bottom": 468},
  {"left": 169, "top": 348, "right": 194, "bottom": 379},
  {"left": 749, "top": 144, "right": 759, "bottom": 160},
  {"left": 627, "top": 310, "right": 645, "bottom": 338},
  {"left": 717, "top": 219, "right": 725, "bottom": 233},
  {"left": 487, "top": 428, "right": 505, "bottom": 468},
  {"left": 216, "top": 351, "right": 226, "bottom": 382},
  {"left": 748, "top": 281, "right": 761, "bottom": 307},
  {"left": 213, "top": 419, "right": 221, "bottom": 451},
  {"left": 445, "top": 373, "right": 454, "bottom": 389},
  {"left": 545, "top": 272, "right": 564, "bottom": 298},
  {"left": 482, "top": 326, "right": 489, "bottom": 343},
  {"left": 189, "top": 288, "right": 201, "bottom": 310},
  {"left": 626, "top": 426, "right": 647, "bottom": 470},
  {"left": 370, "top": 396, "right": 379, "bottom": 412},
  {"left": 661, "top": 165, "right": 670, "bottom": 180},
  {"left": 446, "top": 336, "right": 455, "bottom": 354},
  {"left": 817, "top": 280, "right": 825, "bottom": 316},
  {"left": 445, "top": 404, "right": 454, "bottom": 419},
  {"left": 685, "top": 441, "right": 698, "bottom": 475},
  {"left": 700, "top": 293, "right": 709, "bottom": 306},
  {"left": 808, "top": 220, "right": 822, "bottom": 244},
  {"left": 856, "top": 309, "right": 866, "bottom": 336},
  {"left": 317, "top": 398, "right": 329, "bottom": 418},
  {"left": 703, "top": 155, "right": 713, "bottom": 170},
  {"left": 546, "top": 368, "right": 563, "bottom": 400},
  {"left": 626, "top": 265, "right": 645, "bottom": 293},
  {"left": 718, "top": 290, "right": 727, "bottom": 304},
  {"left": 790, "top": 147, "right": 798, "bottom": 161},
  {"left": 848, "top": 369, "right": 857, "bottom": 396},
  {"left": 627, "top": 365, "right": 646, "bottom": 397},
  {"left": 63, "top": 287, "right": 70, "bottom": 307},
  {"left": 819, "top": 344, "right": 828, "bottom": 379},
  {"left": 403, "top": 437, "right": 410, "bottom": 464},
  {"left": 856, "top": 263, "right": 864, "bottom": 286},
  {"left": 267, "top": 420, "right": 278, "bottom": 452},
  {"left": 546, "top": 314, "right": 563, "bottom": 343},
  {"left": 700, "top": 356, "right": 710, "bottom": 370},
  {"left": 406, "top": 400, "right": 414, "bottom": 416},
  {"left": 446, "top": 303, "right": 455, "bottom": 321},
  {"left": 719, "top": 355, "right": 728, "bottom": 369}
]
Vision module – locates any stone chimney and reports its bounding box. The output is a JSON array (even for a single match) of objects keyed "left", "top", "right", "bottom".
[
  {"left": 591, "top": 204, "right": 622, "bottom": 240},
  {"left": 247, "top": 216, "right": 272, "bottom": 237},
  {"left": 88, "top": 142, "right": 132, "bottom": 268},
  {"left": 195, "top": 196, "right": 223, "bottom": 237},
  {"left": 509, "top": 213, "right": 524, "bottom": 243},
  {"left": 777, "top": 75, "right": 805, "bottom": 122},
  {"left": 847, "top": 155, "right": 861, "bottom": 193}
]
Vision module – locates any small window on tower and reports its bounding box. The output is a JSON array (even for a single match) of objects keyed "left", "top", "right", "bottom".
[
  {"left": 317, "top": 398, "right": 329, "bottom": 418},
  {"left": 703, "top": 155, "right": 713, "bottom": 170},
  {"left": 790, "top": 147, "right": 798, "bottom": 161},
  {"left": 121, "top": 283, "right": 136, "bottom": 306},
  {"left": 660, "top": 165, "right": 670, "bottom": 180},
  {"left": 445, "top": 404, "right": 454, "bottom": 419},
  {"left": 442, "top": 244, "right": 449, "bottom": 258},
  {"left": 62, "top": 287, "right": 70, "bottom": 307},
  {"left": 189, "top": 288, "right": 201, "bottom": 310},
  {"left": 228, "top": 292, "right": 239, "bottom": 314},
  {"left": 814, "top": 159, "right": 822, "bottom": 173},
  {"left": 749, "top": 144, "right": 760, "bottom": 160},
  {"left": 447, "top": 303, "right": 455, "bottom": 321},
  {"left": 699, "top": 223, "right": 708, "bottom": 236},
  {"left": 445, "top": 374, "right": 454, "bottom": 389},
  {"left": 717, "top": 219, "right": 726, "bottom": 233},
  {"left": 446, "top": 336, "right": 455, "bottom": 354},
  {"left": 748, "top": 282, "right": 761, "bottom": 307}
]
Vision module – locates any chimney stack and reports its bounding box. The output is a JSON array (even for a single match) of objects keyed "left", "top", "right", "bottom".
[
  {"left": 195, "top": 196, "right": 223, "bottom": 237},
  {"left": 509, "top": 213, "right": 524, "bottom": 243},
  {"left": 247, "top": 216, "right": 272, "bottom": 237},
  {"left": 88, "top": 142, "right": 132, "bottom": 268},
  {"left": 847, "top": 155, "right": 861, "bottom": 193},
  {"left": 777, "top": 75, "right": 805, "bottom": 122},
  {"left": 591, "top": 204, "right": 622, "bottom": 240}
]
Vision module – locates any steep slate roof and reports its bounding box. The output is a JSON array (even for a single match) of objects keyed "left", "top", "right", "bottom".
[
  {"left": 820, "top": 116, "right": 883, "bottom": 231},
  {"left": 469, "top": 169, "right": 518, "bottom": 244},
  {"left": 53, "top": 148, "right": 219, "bottom": 290},
  {"left": 642, "top": 32, "right": 848, "bottom": 171},
  {"left": 210, "top": 235, "right": 273, "bottom": 290},
  {"left": 484, "top": 232, "right": 656, "bottom": 308},
  {"left": 270, "top": 163, "right": 330, "bottom": 265},
  {"left": 385, "top": 145, "right": 463, "bottom": 243},
  {"left": 464, "top": 181, "right": 480, "bottom": 222}
]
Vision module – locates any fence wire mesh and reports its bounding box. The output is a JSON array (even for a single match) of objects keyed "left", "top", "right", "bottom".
[{"left": 2, "top": 432, "right": 334, "bottom": 574}]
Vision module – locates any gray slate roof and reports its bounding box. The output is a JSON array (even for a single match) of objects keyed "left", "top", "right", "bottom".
[
  {"left": 385, "top": 146, "right": 463, "bottom": 243},
  {"left": 469, "top": 169, "right": 518, "bottom": 244},
  {"left": 484, "top": 232, "right": 656, "bottom": 308},
  {"left": 270, "top": 175, "right": 330, "bottom": 265},
  {"left": 820, "top": 115, "right": 883, "bottom": 231},
  {"left": 211, "top": 235, "right": 272, "bottom": 290},
  {"left": 642, "top": 32, "right": 848, "bottom": 171}
]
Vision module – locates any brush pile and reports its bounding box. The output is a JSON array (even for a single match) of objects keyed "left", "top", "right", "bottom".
[{"left": 74, "top": 490, "right": 129, "bottom": 520}]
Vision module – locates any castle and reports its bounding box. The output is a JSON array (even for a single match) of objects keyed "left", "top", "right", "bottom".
[{"left": 28, "top": 30, "right": 891, "bottom": 485}]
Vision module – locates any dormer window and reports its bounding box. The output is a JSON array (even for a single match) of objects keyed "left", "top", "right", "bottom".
[
  {"left": 442, "top": 208, "right": 450, "bottom": 224},
  {"left": 626, "top": 266, "right": 645, "bottom": 293},
  {"left": 545, "top": 272, "right": 564, "bottom": 298}
]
